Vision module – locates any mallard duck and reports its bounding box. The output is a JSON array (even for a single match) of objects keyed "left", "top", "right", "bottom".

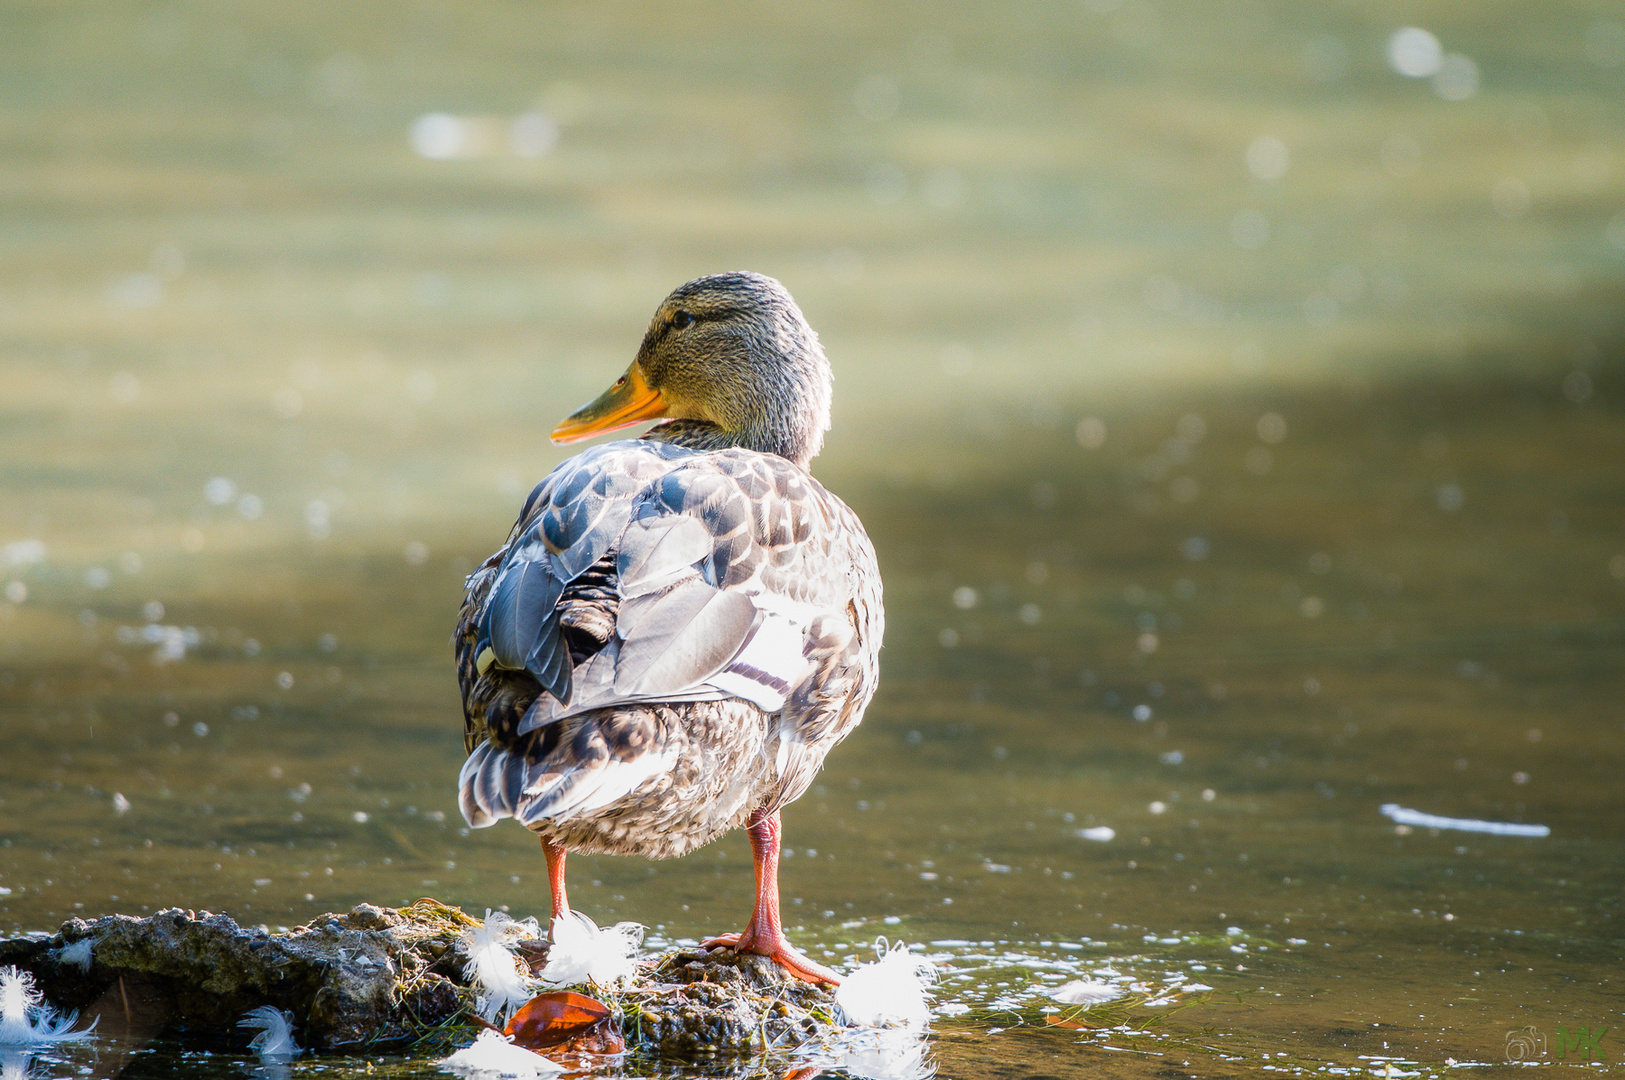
[{"left": 454, "top": 272, "right": 883, "bottom": 984}]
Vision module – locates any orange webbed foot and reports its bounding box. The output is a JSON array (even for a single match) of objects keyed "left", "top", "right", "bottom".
[{"left": 700, "top": 930, "right": 843, "bottom": 985}]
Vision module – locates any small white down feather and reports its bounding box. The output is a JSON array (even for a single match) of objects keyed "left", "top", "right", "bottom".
[
  {"left": 794, "top": 937, "right": 940, "bottom": 1080},
  {"left": 438, "top": 1029, "right": 562, "bottom": 1079},
  {"left": 834, "top": 938, "right": 937, "bottom": 1029},
  {"left": 539, "top": 912, "right": 642, "bottom": 986},
  {"left": 237, "top": 1006, "right": 300, "bottom": 1058},
  {"left": 0, "top": 966, "right": 96, "bottom": 1046},
  {"left": 462, "top": 911, "right": 542, "bottom": 1023},
  {"left": 1050, "top": 979, "right": 1121, "bottom": 1005},
  {"left": 54, "top": 941, "right": 92, "bottom": 974}
]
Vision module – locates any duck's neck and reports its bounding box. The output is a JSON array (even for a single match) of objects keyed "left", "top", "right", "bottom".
[{"left": 643, "top": 418, "right": 819, "bottom": 470}]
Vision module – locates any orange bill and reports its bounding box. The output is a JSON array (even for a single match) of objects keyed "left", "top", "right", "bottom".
[{"left": 551, "top": 363, "right": 668, "bottom": 443}]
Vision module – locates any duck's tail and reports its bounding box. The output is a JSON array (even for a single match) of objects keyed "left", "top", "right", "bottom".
[
  {"left": 457, "top": 739, "right": 530, "bottom": 828},
  {"left": 457, "top": 709, "right": 678, "bottom": 831}
]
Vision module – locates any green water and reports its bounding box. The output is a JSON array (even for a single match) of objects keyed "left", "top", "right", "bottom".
[{"left": 2, "top": 1, "right": 1623, "bottom": 1077}]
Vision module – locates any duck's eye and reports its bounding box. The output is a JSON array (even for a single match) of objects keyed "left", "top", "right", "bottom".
[{"left": 672, "top": 310, "right": 695, "bottom": 330}]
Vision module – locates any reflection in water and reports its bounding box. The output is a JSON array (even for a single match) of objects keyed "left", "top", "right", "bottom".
[{"left": 795, "top": 1028, "right": 936, "bottom": 1080}]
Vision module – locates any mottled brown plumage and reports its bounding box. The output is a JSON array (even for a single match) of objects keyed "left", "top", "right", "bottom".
[{"left": 453, "top": 273, "right": 882, "bottom": 983}]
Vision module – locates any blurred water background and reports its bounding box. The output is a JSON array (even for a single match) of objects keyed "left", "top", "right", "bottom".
[{"left": 1, "top": 1, "right": 1622, "bottom": 1077}]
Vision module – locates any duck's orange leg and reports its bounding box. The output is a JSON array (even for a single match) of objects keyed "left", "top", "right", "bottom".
[
  {"left": 701, "top": 809, "right": 843, "bottom": 985},
  {"left": 542, "top": 837, "right": 571, "bottom": 921}
]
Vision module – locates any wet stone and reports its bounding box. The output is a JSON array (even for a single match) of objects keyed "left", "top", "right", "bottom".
[
  {"left": 621, "top": 948, "right": 836, "bottom": 1056},
  {"left": 0, "top": 902, "right": 838, "bottom": 1058}
]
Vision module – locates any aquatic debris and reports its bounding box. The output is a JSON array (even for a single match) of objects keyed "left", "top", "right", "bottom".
[
  {"left": 1076, "top": 826, "right": 1116, "bottom": 842},
  {"left": 1379, "top": 803, "right": 1550, "bottom": 837},
  {"left": 0, "top": 967, "right": 95, "bottom": 1046},
  {"left": 503, "top": 991, "right": 623, "bottom": 1057},
  {"left": 238, "top": 1005, "right": 300, "bottom": 1059},
  {"left": 503, "top": 991, "right": 611, "bottom": 1049},
  {"left": 439, "top": 1029, "right": 562, "bottom": 1078},
  {"left": 834, "top": 939, "right": 936, "bottom": 1028},
  {"left": 1050, "top": 979, "right": 1120, "bottom": 1005},
  {"left": 462, "top": 911, "right": 540, "bottom": 1022},
  {"left": 539, "top": 912, "right": 641, "bottom": 987}
]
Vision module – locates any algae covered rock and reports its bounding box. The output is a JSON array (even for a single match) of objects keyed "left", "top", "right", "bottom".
[
  {"left": 621, "top": 947, "right": 836, "bottom": 1055},
  {"left": 0, "top": 899, "right": 475, "bottom": 1048},
  {"left": 0, "top": 901, "right": 840, "bottom": 1058}
]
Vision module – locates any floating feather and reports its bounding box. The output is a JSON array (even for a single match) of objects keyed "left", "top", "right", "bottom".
[
  {"left": 1379, "top": 803, "right": 1550, "bottom": 837},
  {"left": 0, "top": 967, "right": 95, "bottom": 1046},
  {"left": 462, "top": 911, "right": 541, "bottom": 1022},
  {"left": 1050, "top": 979, "right": 1120, "bottom": 1005},
  {"left": 539, "top": 912, "right": 641, "bottom": 987},
  {"left": 237, "top": 1006, "right": 300, "bottom": 1059},
  {"left": 834, "top": 939, "right": 937, "bottom": 1029},
  {"left": 438, "top": 1029, "right": 562, "bottom": 1079}
]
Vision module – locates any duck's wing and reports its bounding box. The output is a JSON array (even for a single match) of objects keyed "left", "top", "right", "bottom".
[
  {"left": 468, "top": 440, "right": 692, "bottom": 707},
  {"left": 456, "top": 441, "right": 882, "bottom": 827},
  {"left": 513, "top": 446, "right": 881, "bottom": 734}
]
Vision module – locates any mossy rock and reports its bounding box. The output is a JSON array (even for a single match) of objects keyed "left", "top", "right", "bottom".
[{"left": 0, "top": 902, "right": 838, "bottom": 1058}]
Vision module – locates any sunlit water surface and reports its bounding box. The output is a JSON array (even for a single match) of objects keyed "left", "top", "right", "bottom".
[{"left": 2, "top": 1, "right": 1623, "bottom": 1077}]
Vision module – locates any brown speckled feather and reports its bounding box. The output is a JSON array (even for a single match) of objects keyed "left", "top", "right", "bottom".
[{"left": 453, "top": 431, "right": 882, "bottom": 858}]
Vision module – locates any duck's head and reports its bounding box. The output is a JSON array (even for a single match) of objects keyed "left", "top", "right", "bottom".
[{"left": 551, "top": 272, "right": 833, "bottom": 468}]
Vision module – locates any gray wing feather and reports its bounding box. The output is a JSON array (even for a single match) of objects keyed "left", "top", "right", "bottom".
[
  {"left": 615, "top": 579, "right": 759, "bottom": 696},
  {"left": 478, "top": 440, "right": 881, "bottom": 751},
  {"left": 481, "top": 442, "right": 690, "bottom": 703},
  {"left": 486, "top": 557, "right": 568, "bottom": 698},
  {"left": 617, "top": 515, "right": 715, "bottom": 597}
]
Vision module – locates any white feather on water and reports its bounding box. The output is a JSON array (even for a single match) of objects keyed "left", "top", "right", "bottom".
[
  {"left": 0, "top": 967, "right": 95, "bottom": 1046},
  {"left": 1379, "top": 803, "right": 1550, "bottom": 837},
  {"left": 1050, "top": 979, "right": 1121, "bottom": 1005},
  {"left": 438, "top": 1029, "right": 562, "bottom": 1078},
  {"left": 237, "top": 1006, "right": 300, "bottom": 1059},
  {"left": 539, "top": 912, "right": 642, "bottom": 987},
  {"left": 834, "top": 938, "right": 937, "bottom": 1029},
  {"left": 462, "top": 911, "right": 541, "bottom": 1022}
]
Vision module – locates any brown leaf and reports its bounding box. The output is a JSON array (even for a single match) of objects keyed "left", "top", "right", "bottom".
[
  {"left": 1044, "top": 1014, "right": 1089, "bottom": 1030},
  {"left": 504, "top": 991, "right": 612, "bottom": 1049}
]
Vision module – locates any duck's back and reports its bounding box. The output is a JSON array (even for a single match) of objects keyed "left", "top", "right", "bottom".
[{"left": 455, "top": 438, "right": 882, "bottom": 845}]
